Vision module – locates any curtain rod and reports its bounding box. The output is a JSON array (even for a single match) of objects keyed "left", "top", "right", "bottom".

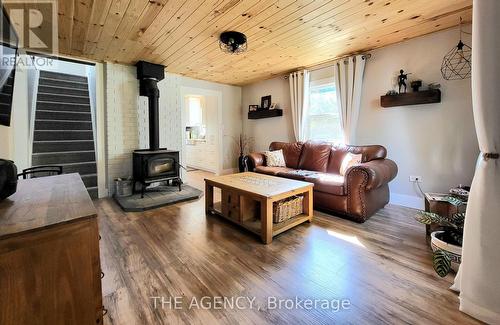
[{"left": 283, "top": 52, "right": 371, "bottom": 79}]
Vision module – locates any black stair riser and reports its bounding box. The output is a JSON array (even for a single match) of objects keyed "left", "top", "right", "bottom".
[
  {"left": 38, "top": 85, "right": 89, "bottom": 97},
  {"left": 88, "top": 188, "right": 98, "bottom": 199},
  {"left": 34, "top": 130, "right": 93, "bottom": 141},
  {"left": 61, "top": 162, "right": 97, "bottom": 175},
  {"left": 0, "top": 104, "right": 10, "bottom": 114},
  {"left": 81, "top": 175, "right": 97, "bottom": 188},
  {"left": 36, "top": 110, "right": 92, "bottom": 121},
  {"left": 40, "top": 71, "right": 88, "bottom": 83},
  {"left": 38, "top": 78, "right": 88, "bottom": 90},
  {"left": 1, "top": 85, "right": 12, "bottom": 93},
  {"left": 35, "top": 120, "right": 92, "bottom": 130},
  {"left": 33, "top": 141, "right": 94, "bottom": 153},
  {"left": 32, "top": 151, "right": 95, "bottom": 165},
  {"left": 37, "top": 102, "right": 90, "bottom": 112},
  {"left": 37, "top": 93, "right": 90, "bottom": 104},
  {"left": 0, "top": 113, "right": 9, "bottom": 125}
]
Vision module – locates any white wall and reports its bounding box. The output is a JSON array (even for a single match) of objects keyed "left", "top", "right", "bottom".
[
  {"left": 240, "top": 26, "right": 478, "bottom": 209},
  {"left": 357, "top": 26, "right": 478, "bottom": 208},
  {"left": 0, "top": 125, "right": 12, "bottom": 159},
  {"left": 104, "top": 64, "right": 140, "bottom": 193},
  {"left": 242, "top": 77, "right": 294, "bottom": 151},
  {"left": 34, "top": 59, "right": 88, "bottom": 76},
  {"left": 104, "top": 63, "right": 242, "bottom": 194}
]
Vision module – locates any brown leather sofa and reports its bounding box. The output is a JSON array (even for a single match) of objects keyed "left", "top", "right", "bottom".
[{"left": 247, "top": 141, "right": 398, "bottom": 223}]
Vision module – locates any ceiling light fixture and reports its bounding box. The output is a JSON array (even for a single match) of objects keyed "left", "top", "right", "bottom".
[
  {"left": 441, "top": 17, "right": 472, "bottom": 80},
  {"left": 219, "top": 31, "right": 247, "bottom": 54}
]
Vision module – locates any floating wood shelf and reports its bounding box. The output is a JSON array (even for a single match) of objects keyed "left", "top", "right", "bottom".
[
  {"left": 380, "top": 89, "right": 441, "bottom": 108},
  {"left": 248, "top": 109, "right": 283, "bottom": 119}
]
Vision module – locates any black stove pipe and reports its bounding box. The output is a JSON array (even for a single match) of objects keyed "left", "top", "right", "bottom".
[
  {"left": 136, "top": 61, "right": 165, "bottom": 151},
  {"left": 140, "top": 78, "right": 160, "bottom": 151}
]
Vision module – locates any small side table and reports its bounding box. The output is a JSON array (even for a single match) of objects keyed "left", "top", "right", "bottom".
[{"left": 424, "top": 193, "right": 467, "bottom": 244}]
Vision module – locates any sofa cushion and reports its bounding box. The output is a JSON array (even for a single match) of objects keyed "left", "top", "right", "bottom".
[
  {"left": 269, "top": 142, "right": 304, "bottom": 169},
  {"left": 304, "top": 172, "right": 345, "bottom": 196},
  {"left": 276, "top": 169, "right": 315, "bottom": 181},
  {"left": 298, "top": 141, "right": 332, "bottom": 172},
  {"left": 327, "top": 144, "right": 387, "bottom": 174},
  {"left": 255, "top": 166, "right": 295, "bottom": 176}
]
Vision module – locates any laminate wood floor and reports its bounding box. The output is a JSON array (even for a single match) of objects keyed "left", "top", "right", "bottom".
[{"left": 98, "top": 170, "right": 480, "bottom": 325}]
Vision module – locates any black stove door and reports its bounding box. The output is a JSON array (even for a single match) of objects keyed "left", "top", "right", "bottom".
[{"left": 147, "top": 156, "right": 177, "bottom": 178}]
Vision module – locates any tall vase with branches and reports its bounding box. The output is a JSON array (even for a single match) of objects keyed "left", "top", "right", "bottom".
[{"left": 229, "top": 134, "right": 253, "bottom": 172}]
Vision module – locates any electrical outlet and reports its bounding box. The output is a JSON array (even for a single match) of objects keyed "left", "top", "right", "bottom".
[{"left": 409, "top": 175, "right": 422, "bottom": 182}]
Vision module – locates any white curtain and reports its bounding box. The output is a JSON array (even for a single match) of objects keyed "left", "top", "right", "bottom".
[
  {"left": 453, "top": 1, "right": 500, "bottom": 323},
  {"left": 333, "top": 55, "right": 366, "bottom": 145},
  {"left": 289, "top": 69, "right": 310, "bottom": 142}
]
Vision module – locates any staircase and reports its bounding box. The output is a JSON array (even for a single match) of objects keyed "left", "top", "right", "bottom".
[
  {"left": 32, "top": 70, "right": 98, "bottom": 199},
  {"left": 0, "top": 72, "right": 14, "bottom": 126}
]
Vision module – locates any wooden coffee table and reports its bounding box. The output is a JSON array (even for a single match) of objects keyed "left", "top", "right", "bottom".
[{"left": 205, "top": 172, "right": 314, "bottom": 244}]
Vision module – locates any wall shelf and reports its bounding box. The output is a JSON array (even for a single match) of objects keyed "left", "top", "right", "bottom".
[
  {"left": 248, "top": 109, "right": 283, "bottom": 119},
  {"left": 380, "top": 89, "right": 441, "bottom": 108}
]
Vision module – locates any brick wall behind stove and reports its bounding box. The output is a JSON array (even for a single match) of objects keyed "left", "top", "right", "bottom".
[
  {"left": 105, "top": 63, "right": 140, "bottom": 193},
  {"left": 104, "top": 63, "right": 184, "bottom": 195}
]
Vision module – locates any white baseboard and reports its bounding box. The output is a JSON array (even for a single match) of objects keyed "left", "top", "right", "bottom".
[
  {"left": 100, "top": 187, "right": 110, "bottom": 198},
  {"left": 390, "top": 193, "right": 424, "bottom": 209}
]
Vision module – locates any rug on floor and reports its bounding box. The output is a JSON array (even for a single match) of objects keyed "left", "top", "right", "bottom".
[{"left": 114, "top": 184, "right": 203, "bottom": 212}]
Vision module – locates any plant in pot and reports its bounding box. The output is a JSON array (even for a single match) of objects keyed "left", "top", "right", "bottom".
[{"left": 415, "top": 196, "right": 466, "bottom": 277}]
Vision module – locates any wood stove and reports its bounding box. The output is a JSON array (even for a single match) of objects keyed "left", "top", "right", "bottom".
[
  {"left": 132, "top": 61, "right": 182, "bottom": 198},
  {"left": 133, "top": 149, "right": 181, "bottom": 198}
]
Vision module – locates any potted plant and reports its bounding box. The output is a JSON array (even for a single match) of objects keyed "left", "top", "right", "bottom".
[{"left": 415, "top": 196, "right": 466, "bottom": 277}]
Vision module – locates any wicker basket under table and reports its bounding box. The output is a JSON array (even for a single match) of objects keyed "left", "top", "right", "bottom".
[{"left": 273, "top": 195, "right": 304, "bottom": 223}]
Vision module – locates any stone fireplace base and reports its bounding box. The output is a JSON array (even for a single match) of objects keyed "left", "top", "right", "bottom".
[{"left": 114, "top": 184, "right": 202, "bottom": 212}]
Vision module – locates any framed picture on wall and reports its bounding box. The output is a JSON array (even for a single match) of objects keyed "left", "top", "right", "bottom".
[
  {"left": 261, "top": 95, "right": 271, "bottom": 110},
  {"left": 249, "top": 104, "right": 259, "bottom": 112}
]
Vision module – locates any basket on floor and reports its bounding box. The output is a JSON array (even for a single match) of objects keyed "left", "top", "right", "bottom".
[{"left": 273, "top": 195, "right": 304, "bottom": 223}]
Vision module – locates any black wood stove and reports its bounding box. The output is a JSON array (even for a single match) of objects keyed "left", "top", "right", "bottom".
[
  {"left": 133, "top": 149, "right": 181, "bottom": 197},
  {"left": 133, "top": 61, "right": 181, "bottom": 198}
]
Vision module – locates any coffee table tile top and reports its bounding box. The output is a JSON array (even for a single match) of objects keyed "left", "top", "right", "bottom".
[{"left": 204, "top": 172, "right": 313, "bottom": 200}]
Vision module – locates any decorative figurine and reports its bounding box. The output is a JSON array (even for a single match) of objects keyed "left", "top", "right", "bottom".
[
  {"left": 398, "top": 69, "right": 409, "bottom": 93},
  {"left": 410, "top": 80, "right": 422, "bottom": 92}
]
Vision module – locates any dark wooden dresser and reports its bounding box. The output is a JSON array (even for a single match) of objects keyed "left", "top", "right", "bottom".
[{"left": 0, "top": 173, "right": 103, "bottom": 325}]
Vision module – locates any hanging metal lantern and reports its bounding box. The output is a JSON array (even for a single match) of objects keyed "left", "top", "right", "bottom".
[{"left": 441, "top": 17, "right": 471, "bottom": 80}]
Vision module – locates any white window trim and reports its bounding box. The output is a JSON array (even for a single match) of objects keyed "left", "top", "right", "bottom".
[{"left": 310, "top": 77, "right": 335, "bottom": 88}]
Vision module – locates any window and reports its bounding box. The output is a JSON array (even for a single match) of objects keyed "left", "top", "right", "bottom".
[
  {"left": 187, "top": 96, "right": 203, "bottom": 126},
  {"left": 186, "top": 95, "right": 207, "bottom": 140},
  {"left": 305, "top": 79, "right": 343, "bottom": 143}
]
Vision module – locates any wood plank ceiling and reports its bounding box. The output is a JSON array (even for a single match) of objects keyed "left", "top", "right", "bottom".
[{"left": 56, "top": 0, "right": 472, "bottom": 85}]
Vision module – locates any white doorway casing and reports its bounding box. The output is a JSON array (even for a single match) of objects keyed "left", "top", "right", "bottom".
[{"left": 180, "top": 87, "right": 223, "bottom": 176}]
